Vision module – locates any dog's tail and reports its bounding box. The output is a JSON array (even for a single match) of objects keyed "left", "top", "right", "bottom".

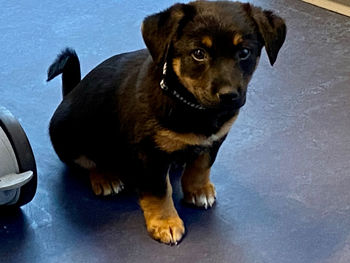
[{"left": 47, "top": 48, "right": 81, "bottom": 97}]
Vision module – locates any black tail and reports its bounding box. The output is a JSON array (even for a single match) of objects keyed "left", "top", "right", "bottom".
[{"left": 47, "top": 48, "right": 81, "bottom": 97}]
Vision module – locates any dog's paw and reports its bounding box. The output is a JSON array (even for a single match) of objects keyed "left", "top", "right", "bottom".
[
  {"left": 146, "top": 216, "right": 185, "bottom": 245},
  {"left": 183, "top": 182, "right": 216, "bottom": 209},
  {"left": 89, "top": 171, "right": 124, "bottom": 196}
]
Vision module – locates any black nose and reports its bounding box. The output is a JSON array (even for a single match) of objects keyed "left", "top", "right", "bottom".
[
  {"left": 219, "top": 92, "right": 240, "bottom": 104},
  {"left": 219, "top": 91, "right": 246, "bottom": 109}
]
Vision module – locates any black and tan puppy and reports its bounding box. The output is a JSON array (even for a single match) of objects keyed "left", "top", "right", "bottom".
[{"left": 47, "top": 1, "right": 286, "bottom": 244}]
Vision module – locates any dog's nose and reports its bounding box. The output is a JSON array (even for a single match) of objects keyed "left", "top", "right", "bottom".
[
  {"left": 219, "top": 92, "right": 240, "bottom": 104},
  {"left": 219, "top": 90, "right": 246, "bottom": 109}
]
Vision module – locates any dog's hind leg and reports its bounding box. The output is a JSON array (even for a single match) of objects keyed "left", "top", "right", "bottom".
[
  {"left": 74, "top": 155, "right": 124, "bottom": 196},
  {"left": 89, "top": 170, "right": 124, "bottom": 196},
  {"left": 89, "top": 169, "right": 124, "bottom": 196}
]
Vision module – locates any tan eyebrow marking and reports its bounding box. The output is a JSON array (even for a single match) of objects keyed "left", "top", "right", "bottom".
[
  {"left": 201, "top": 36, "right": 213, "bottom": 48},
  {"left": 233, "top": 33, "right": 243, "bottom": 46}
]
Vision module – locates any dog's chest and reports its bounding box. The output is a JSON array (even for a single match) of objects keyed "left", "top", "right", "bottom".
[{"left": 154, "top": 114, "right": 237, "bottom": 153}]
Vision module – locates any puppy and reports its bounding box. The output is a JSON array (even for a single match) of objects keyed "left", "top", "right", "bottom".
[{"left": 47, "top": 1, "right": 286, "bottom": 245}]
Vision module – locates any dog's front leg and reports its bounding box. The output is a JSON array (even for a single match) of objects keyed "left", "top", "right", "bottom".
[
  {"left": 139, "top": 171, "right": 185, "bottom": 245},
  {"left": 181, "top": 153, "right": 216, "bottom": 209},
  {"left": 181, "top": 140, "right": 224, "bottom": 209}
]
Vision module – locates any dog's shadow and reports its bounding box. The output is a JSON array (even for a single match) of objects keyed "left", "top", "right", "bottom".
[
  {"left": 55, "top": 166, "right": 139, "bottom": 231},
  {"left": 54, "top": 164, "right": 213, "bottom": 235}
]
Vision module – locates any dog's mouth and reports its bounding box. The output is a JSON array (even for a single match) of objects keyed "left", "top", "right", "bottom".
[{"left": 198, "top": 90, "right": 247, "bottom": 111}]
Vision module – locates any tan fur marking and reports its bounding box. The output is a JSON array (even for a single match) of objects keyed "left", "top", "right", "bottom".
[
  {"left": 182, "top": 154, "right": 211, "bottom": 191},
  {"left": 172, "top": 58, "right": 181, "bottom": 78},
  {"left": 154, "top": 114, "right": 238, "bottom": 153},
  {"left": 201, "top": 36, "right": 213, "bottom": 48},
  {"left": 175, "top": 71, "right": 215, "bottom": 106},
  {"left": 181, "top": 76, "right": 197, "bottom": 95},
  {"left": 233, "top": 33, "right": 243, "bottom": 46},
  {"left": 182, "top": 153, "right": 216, "bottom": 208},
  {"left": 217, "top": 86, "right": 234, "bottom": 97},
  {"left": 172, "top": 9, "right": 184, "bottom": 20},
  {"left": 140, "top": 175, "right": 185, "bottom": 244},
  {"left": 154, "top": 130, "right": 207, "bottom": 153}
]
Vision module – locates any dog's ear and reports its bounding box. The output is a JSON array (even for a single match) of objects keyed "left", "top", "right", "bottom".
[
  {"left": 142, "top": 4, "right": 193, "bottom": 65},
  {"left": 250, "top": 6, "right": 286, "bottom": 66}
]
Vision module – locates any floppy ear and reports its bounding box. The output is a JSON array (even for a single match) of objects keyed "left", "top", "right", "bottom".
[
  {"left": 251, "top": 7, "right": 286, "bottom": 66},
  {"left": 141, "top": 4, "right": 189, "bottom": 65}
]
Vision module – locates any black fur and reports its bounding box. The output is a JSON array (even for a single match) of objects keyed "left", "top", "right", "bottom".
[
  {"left": 47, "top": 1, "right": 286, "bottom": 240},
  {"left": 47, "top": 1, "right": 286, "bottom": 193},
  {"left": 47, "top": 48, "right": 81, "bottom": 96}
]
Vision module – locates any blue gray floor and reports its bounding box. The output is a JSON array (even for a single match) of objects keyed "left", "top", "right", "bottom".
[{"left": 1, "top": 0, "right": 350, "bottom": 262}]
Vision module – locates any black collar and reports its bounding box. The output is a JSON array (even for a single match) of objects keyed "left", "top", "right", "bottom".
[{"left": 159, "top": 62, "right": 206, "bottom": 110}]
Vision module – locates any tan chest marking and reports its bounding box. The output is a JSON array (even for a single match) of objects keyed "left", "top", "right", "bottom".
[{"left": 154, "top": 115, "right": 238, "bottom": 153}]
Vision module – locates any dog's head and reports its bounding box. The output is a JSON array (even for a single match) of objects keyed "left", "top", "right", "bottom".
[{"left": 142, "top": 1, "right": 286, "bottom": 110}]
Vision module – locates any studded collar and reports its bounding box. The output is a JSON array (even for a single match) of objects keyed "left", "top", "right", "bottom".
[{"left": 159, "top": 62, "right": 206, "bottom": 110}]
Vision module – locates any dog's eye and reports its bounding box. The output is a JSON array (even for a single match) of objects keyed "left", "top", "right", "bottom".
[
  {"left": 238, "top": 48, "right": 251, "bottom": 61},
  {"left": 192, "top": 49, "right": 206, "bottom": 61}
]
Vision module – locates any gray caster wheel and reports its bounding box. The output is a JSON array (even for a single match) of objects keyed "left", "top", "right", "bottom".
[{"left": 0, "top": 107, "right": 37, "bottom": 208}]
